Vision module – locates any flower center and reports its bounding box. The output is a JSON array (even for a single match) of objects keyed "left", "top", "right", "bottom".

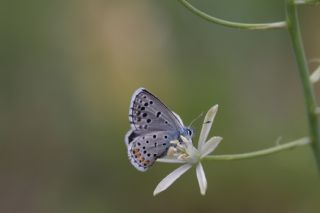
[{"left": 167, "top": 136, "right": 200, "bottom": 164}]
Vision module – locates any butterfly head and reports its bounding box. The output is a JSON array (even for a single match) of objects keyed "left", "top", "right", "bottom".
[{"left": 183, "top": 127, "right": 194, "bottom": 139}]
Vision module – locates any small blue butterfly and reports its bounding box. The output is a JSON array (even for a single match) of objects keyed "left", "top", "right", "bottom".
[{"left": 125, "top": 88, "right": 193, "bottom": 171}]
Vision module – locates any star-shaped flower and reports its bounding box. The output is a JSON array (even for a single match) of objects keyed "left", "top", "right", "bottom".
[{"left": 154, "top": 105, "right": 222, "bottom": 196}]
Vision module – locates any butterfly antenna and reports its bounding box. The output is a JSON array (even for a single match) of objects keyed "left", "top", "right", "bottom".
[{"left": 188, "top": 111, "right": 204, "bottom": 129}]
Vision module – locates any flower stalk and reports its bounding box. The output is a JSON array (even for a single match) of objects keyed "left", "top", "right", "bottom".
[
  {"left": 205, "top": 137, "right": 310, "bottom": 161},
  {"left": 286, "top": 0, "right": 320, "bottom": 170},
  {"left": 178, "top": 0, "right": 287, "bottom": 30}
]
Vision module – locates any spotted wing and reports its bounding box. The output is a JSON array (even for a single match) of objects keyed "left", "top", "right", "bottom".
[
  {"left": 125, "top": 130, "right": 179, "bottom": 172},
  {"left": 128, "top": 88, "right": 185, "bottom": 132}
]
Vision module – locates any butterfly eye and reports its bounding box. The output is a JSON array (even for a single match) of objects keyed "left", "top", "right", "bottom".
[{"left": 187, "top": 129, "right": 193, "bottom": 136}]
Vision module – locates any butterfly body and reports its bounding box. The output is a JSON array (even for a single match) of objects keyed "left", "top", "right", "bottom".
[{"left": 125, "top": 88, "right": 193, "bottom": 171}]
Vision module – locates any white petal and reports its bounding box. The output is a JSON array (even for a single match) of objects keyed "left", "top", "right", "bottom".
[
  {"left": 196, "top": 163, "right": 207, "bottom": 195},
  {"left": 198, "top": 105, "right": 219, "bottom": 149},
  {"left": 310, "top": 65, "right": 320, "bottom": 84},
  {"left": 153, "top": 164, "right": 192, "bottom": 196},
  {"left": 156, "top": 158, "right": 186, "bottom": 164},
  {"left": 200, "top": 136, "right": 223, "bottom": 158}
]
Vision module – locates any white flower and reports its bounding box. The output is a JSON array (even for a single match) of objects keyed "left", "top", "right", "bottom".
[{"left": 154, "top": 105, "right": 222, "bottom": 196}]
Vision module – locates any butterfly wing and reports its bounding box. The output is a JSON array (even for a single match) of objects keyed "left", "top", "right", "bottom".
[
  {"left": 129, "top": 88, "right": 185, "bottom": 132},
  {"left": 125, "top": 130, "right": 179, "bottom": 171},
  {"left": 126, "top": 88, "right": 190, "bottom": 171}
]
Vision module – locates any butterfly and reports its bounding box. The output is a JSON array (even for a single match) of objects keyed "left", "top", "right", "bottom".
[{"left": 125, "top": 88, "right": 193, "bottom": 171}]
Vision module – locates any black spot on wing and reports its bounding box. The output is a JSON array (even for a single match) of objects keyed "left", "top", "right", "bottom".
[{"left": 127, "top": 131, "right": 138, "bottom": 144}]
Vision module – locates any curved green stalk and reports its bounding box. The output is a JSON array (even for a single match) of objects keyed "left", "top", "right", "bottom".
[
  {"left": 178, "top": 0, "right": 287, "bottom": 30},
  {"left": 286, "top": 0, "right": 320, "bottom": 170},
  {"left": 204, "top": 137, "right": 310, "bottom": 161}
]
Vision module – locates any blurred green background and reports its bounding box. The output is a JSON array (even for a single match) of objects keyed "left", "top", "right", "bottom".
[{"left": 1, "top": 0, "right": 320, "bottom": 212}]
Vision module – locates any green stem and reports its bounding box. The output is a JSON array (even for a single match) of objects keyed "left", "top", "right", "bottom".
[
  {"left": 178, "top": 0, "right": 287, "bottom": 30},
  {"left": 205, "top": 137, "right": 310, "bottom": 161},
  {"left": 286, "top": 0, "right": 320, "bottom": 170}
]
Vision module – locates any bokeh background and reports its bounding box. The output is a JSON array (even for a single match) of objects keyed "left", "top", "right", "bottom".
[{"left": 1, "top": 0, "right": 320, "bottom": 212}]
